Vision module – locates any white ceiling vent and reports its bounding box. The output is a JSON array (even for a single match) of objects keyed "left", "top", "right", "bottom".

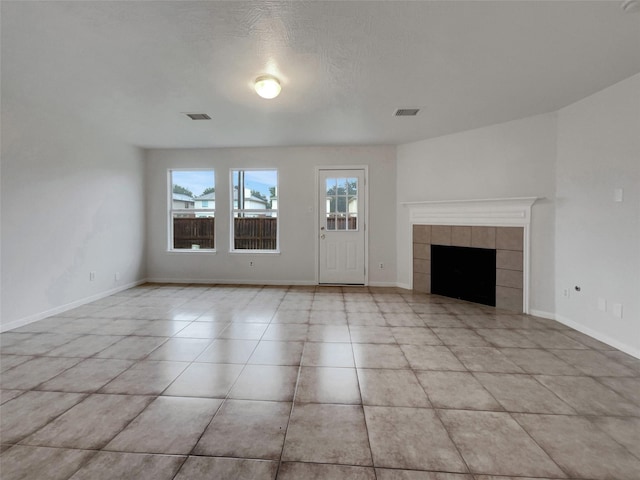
[
  {"left": 394, "top": 108, "right": 420, "bottom": 116},
  {"left": 185, "top": 113, "right": 211, "bottom": 120}
]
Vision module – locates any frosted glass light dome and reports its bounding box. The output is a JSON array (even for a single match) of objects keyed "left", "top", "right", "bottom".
[{"left": 254, "top": 75, "right": 281, "bottom": 99}]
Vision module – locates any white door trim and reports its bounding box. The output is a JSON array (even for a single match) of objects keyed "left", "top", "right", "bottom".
[{"left": 315, "top": 165, "right": 369, "bottom": 286}]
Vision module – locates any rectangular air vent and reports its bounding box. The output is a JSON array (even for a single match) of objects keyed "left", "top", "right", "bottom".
[
  {"left": 394, "top": 108, "right": 420, "bottom": 116},
  {"left": 185, "top": 113, "right": 211, "bottom": 120}
]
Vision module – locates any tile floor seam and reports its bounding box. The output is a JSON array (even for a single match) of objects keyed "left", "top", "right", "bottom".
[
  {"left": 526, "top": 372, "right": 580, "bottom": 415},
  {"left": 507, "top": 411, "right": 574, "bottom": 479},
  {"left": 463, "top": 371, "right": 513, "bottom": 412},
  {"left": 274, "top": 342, "right": 306, "bottom": 479},
  {"left": 429, "top": 407, "right": 473, "bottom": 475},
  {"left": 88, "top": 358, "right": 154, "bottom": 395},
  {"left": 2, "top": 392, "right": 91, "bottom": 446},
  {"left": 585, "top": 415, "right": 640, "bottom": 463},
  {"left": 589, "top": 375, "right": 640, "bottom": 406},
  {"left": 16, "top": 393, "right": 158, "bottom": 452},
  {"left": 14, "top": 358, "right": 86, "bottom": 393},
  {"left": 349, "top": 327, "right": 379, "bottom": 479},
  {"left": 59, "top": 447, "right": 102, "bottom": 480}
]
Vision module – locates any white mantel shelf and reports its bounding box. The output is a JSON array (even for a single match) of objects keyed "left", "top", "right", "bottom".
[{"left": 402, "top": 197, "right": 538, "bottom": 226}]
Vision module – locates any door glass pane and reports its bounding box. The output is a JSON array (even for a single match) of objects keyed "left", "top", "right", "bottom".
[
  {"left": 324, "top": 176, "right": 358, "bottom": 232},
  {"left": 347, "top": 178, "right": 357, "bottom": 195}
]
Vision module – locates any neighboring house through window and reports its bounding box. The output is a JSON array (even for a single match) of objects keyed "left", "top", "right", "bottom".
[
  {"left": 231, "top": 169, "right": 278, "bottom": 251},
  {"left": 169, "top": 169, "right": 215, "bottom": 251}
]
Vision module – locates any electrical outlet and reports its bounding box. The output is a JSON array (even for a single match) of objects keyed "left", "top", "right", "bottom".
[
  {"left": 612, "top": 303, "right": 623, "bottom": 318},
  {"left": 563, "top": 289, "right": 570, "bottom": 298},
  {"left": 249, "top": 261, "right": 254, "bottom": 267},
  {"left": 614, "top": 188, "right": 623, "bottom": 202},
  {"left": 114, "top": 272, "right": 120, "bottom": 281},
  {"left": 89, "top": 271, "right": 96, "bottom": 281},
  {"left": 379, "top": 262, "right": 384, "bottom": 269}
]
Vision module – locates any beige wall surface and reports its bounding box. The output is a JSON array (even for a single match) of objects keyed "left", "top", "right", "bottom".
[
  {"left": 555, "top": 73, "right": 640, "bottom": 356},
  {"left": 1, "top": 105, "right": 147, "bottom": 329},
  {"left": 145, "top": 146, "right": 397, "bottom": 286}
]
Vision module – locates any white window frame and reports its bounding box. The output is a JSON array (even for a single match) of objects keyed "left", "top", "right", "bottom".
[
  {"left": 229, "top": 168, "right": 279, "bottom": 253},
  {"left": 168, "top": 168, "right": 216, "bottom": 253}
]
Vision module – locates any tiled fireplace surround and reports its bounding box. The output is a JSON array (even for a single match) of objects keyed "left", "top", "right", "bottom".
[
  {"left": 406, "top": 197, "right": 537, "bottom": 314},
  {"left": 413, "top": 225, "right": 524, "bottom": 312}
]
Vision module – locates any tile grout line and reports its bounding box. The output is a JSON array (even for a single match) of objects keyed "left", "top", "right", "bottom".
[{"left": 348, "top": 314, "right": 378, "bottom": 479}]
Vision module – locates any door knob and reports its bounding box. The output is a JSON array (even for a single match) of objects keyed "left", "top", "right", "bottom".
[
  {"left": 320, "top": 226, "right": 325, "bottom": 230},
  {"left": 320, "top": 234, "right": 326, "bottom": 239}
]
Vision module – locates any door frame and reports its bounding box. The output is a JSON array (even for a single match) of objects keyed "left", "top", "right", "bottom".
[{"left": 315, "top": 165, "right": 369, "bottom": 286}]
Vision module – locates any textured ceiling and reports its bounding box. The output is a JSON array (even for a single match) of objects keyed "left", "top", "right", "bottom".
[{"left": 2, "top": 1, "right": 639, "bottom": 148}]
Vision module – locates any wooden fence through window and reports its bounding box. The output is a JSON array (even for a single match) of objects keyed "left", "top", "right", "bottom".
[
  {"left": 234, "top": 217, "right": 277, "bottom": 250},
  {"left": 326, "top": 217, "right": 358, "bottom": 230},
  {"left": 172, "top": 217, "right": 278, "bottom": 250},
  {"left": 173, "top": 217, "right": 215, "bottom": 249}
]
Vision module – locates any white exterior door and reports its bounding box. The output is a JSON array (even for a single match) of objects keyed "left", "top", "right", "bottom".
[{"left": 318, "top": 169, "right": 366, "bottom": 284}]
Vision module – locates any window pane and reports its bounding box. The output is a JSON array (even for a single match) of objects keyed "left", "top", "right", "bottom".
[
  {"left": 233, "top": 170, "right": 276, "bottom": 210},
  {"left": 171, "top": 170, "right": 215, "bottom": 250},
  {"left": 338, "top": 195, "right": 348, "bottom": 213},
  {"left": 326, "top": 213, "right": 337, "bottom": 231},
  {"left": 172, "top": 170, "right": 215, "bottom": 210},
  {"left": 323, "top": 176, "right": 358, "bottom": 232},
  {"left": 347, "top": 178, "right": 357, "bottom": 195},
  {"left": 172, "top": 213, "right": 215, "bottom": 250},
  {"left": 232, "top": 169, "right": 278, "bottom": 250},
  {"left": 326, "top": 178, "right": 337, "bottom": 196}
]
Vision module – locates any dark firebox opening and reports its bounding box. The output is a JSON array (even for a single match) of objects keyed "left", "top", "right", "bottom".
[{"left": 431, "top": 245, "right": 496, "bottom": 307}]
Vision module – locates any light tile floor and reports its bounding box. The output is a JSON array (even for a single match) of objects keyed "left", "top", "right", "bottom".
[{"left": 1, "top": 284, "right": 640, "bottom": 480}]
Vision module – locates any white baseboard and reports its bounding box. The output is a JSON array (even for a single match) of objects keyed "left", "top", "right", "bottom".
[
  {"left": 147, "top": 278, "right": 407, "bottom": 289},
  {"left": 0, "top": 279, "right": 147, "bottom": 333},
  {"left": 145, "top": 278, "right": 317, "bottom": 286},
  {"left": 395, "top": 282, "right": 412, "bottom": 290},
  {"left": 529, "top": 309, "right": 556, "bottom": 320},
  {"left": 368, "top": 281, "right": 403, "bottom": 288},
  {"left": 538, "top": 311, "right": 639, "bottom": 360}
]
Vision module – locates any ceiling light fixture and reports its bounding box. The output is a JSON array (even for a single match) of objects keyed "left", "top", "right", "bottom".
[{"left": 254, "top": 75, "right": 281, "bottom": 99}]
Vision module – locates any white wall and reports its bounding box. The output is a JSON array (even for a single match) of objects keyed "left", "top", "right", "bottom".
[
  {"left": 145, "top": 146, "right": 397, "bottom": 286},
  {"left": 0, "top": 106, "right": 147, "bottom": 330},
  {"left": 555, "top": 73, "right": 640, "bottom": 356},
  {"left": 396, "top": 113, "right": 557, "bottom": 314}
]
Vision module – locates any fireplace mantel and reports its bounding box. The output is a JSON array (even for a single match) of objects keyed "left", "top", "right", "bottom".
[
  {"left": 403, "top": 197, "right": 538, "bottom": 313},
  {"left": 402, "top": 197, "right": 538, "bottom": 226}
]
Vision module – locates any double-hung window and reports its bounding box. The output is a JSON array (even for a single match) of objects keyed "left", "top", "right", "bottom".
[
  {"left": 169, "top": 169, "right": 215, "bottom": 251},
  {"left": 231, "top": 169, "right": 278, "bottom": 251}
]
